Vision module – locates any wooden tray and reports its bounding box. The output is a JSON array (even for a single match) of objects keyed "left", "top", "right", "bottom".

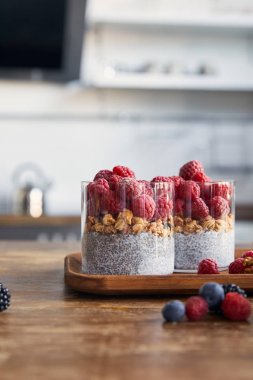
[{"left": 64, "top": 250, "right": 253, "bottom": 295}]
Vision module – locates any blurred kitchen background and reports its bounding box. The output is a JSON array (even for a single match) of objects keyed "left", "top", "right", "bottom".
[{"left": 0, "top": 0, "right": 253, "bottom": 243}]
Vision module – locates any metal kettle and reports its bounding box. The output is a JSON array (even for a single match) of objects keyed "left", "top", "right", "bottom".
[{"left": 12, "top": 163, "right": 51, "bottom": 217}]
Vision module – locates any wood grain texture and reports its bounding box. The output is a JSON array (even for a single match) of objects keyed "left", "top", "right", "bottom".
[
  {"left": 0, "top": 241, "right": 253, "bottom": 380},
  {"left": 0, "top": 215, "right": 80, "bottom": 226},
  {"left": 65, "top": 251, "right": 253, "bottom": 295}
]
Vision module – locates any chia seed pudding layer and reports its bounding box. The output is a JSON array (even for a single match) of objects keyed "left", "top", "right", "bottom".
[
  {"left": 175, "top": 230, "right": 234, "bottom": 270},
  {"left": 82, "top": 232, "right": 174, "bottom": 275}
]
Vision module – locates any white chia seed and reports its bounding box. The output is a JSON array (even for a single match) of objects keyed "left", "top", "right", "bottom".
[
  {"left": 82, "top": 232, "right": 174, "bottom": 275},
  {"left": 175, "top": 230, "right": 234, "bottom": 270}
]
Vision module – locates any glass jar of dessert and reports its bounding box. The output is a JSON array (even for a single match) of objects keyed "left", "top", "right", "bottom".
[
  {"left": 174, "top": 178, "right": 235, "bottom": 271},
  {"left": 81, "top": 166, "right": 175, "bottom": 275}
]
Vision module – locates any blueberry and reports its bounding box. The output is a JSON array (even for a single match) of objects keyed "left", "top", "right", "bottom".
[
  {"left": 162, "top": 300, "right": 185, "bottom": 322},
  {"left": 199, "top": 282, "right": 224, "bottom": 311}
]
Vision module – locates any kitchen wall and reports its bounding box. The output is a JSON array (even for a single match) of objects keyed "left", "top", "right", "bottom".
[{"left": 0, "top": 0, "right": 253, "bottom": 215}]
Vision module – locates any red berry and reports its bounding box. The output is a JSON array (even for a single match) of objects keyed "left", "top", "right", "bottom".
[
  {"left": 192, "top": 171, "right": 212, "bottom": 183},
  {"left": 210, "top": 196, "right": 230, "bottom": 219},
  {"left": 241, "top": 251, "right": 253, "bottom": 259},
  {"left": 168, "top": 176, "right": 184, "bottom": 198},
  {"left": 179, "top": 160, "right": 204, "bottom": 180},
  {"left": 191, "top": 198, "right": 209, "bottom": 220},
  {"left": 118, "top": 179, "right": 143, "bottom": 201},
  {"left": 138, "top": 180, "right": 154, "bottom": 197},
  {"left": 108, "top": 174, "right": 122, "bottom": 191},
  {"left": 185, "top": 296, "right": 209, "bottom": 321},
  {"left": 229, "top": 258, "right": 245, "bottom": 274},
  {"left": 175, "top": 198, "right": 185, "bottom": 217},
  {"left": 221, "top": 293, "right": 251, "bottom": 321},
  {"left": 178, "top": 180, "right": 200, "bottom": 201},
  {"left": 113, "top": 165, "right": 135, "bottom": 178},
  {"left": 132, "top": 195, "right": 156, "bottom": 221},
  {"left": 93, "top": 169, "right": 113, "bottom": 182},
  {"left": 212, "top": 182, "right": 231, "bottom": 201},
  {"left": 151, "top": 176, "right": 172, "bottom": 183},
  {"left": 100, "top": 190, "right": 122, "bottom": 215},
  {"left": 88, "top": 179, "right": 110, "bottom": 197},
  {"left": 154, "top": 196, "right": 173, "bottom": 220},
  {"left": 198, "top": 259, "right": 219, "bottom": 274}
]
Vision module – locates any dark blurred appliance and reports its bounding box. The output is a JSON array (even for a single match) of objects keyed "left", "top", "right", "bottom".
[{"left": 0, "top": 0, "right": 86, "bottom": 81}]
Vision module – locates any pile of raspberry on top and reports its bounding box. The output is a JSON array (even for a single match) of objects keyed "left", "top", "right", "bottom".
[
  {"left": 174, "top": 160, "right": 234, "bottom": 234},
  {"left": 85, "top": 165, "right": 174, "bottom": 238}
]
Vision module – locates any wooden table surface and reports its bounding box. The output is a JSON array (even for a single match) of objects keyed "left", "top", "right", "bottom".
[{"left": 0, "top": 241, "right": 253, "bottom": 380}]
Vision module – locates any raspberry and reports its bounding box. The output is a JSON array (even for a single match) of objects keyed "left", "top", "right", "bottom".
[
  {"left": 185, "top": 296, "right": 209, "bottom": 321},
  {"left": 203, "top": 182, "right": 232, "bottom": 202},
  {"left": 113, "top": 165, "right": 135, "bottom": 178},
  {"left": 93, "top": 169, "right": 113, "bottom": 182},
  {"left": 138, "top": 180, "right": 154, "bottom": 197},
  {"left": 151, "top": 180, "right": 173, "bottom": 199},
  {"left": 212, "top": 182, "right": 231, "bottom": 201},
  {"left": 210, "top": 196, "right": 230, "bottom": 219},
  {"left": 108, "top": 174, "right": 122, "bottom": 191},
  {"left": 151, "top": 176, "right": 172, "bottom": 183},
  {"left": 154, "top": 196, "right": 173, "bottom": 220},
  {"left": 175, "top": 198, "right": 185, "bottom": 217},
  {"left": 88, "top": 179, "right": 110, "bottom": 197},
  {"left": 168, "top": 176, "right": 184, "bottom": 198},
  {"left": 179, "top": 160, "right": 204, "bottom": 180},
  {"left": 132, "top": 194, "right": 156, "bottom": 221},
  {"left": 191, "top": 198, "right": 209, "bottom": 220},
  {"left": 241, "top": 251, "right": 253, "bottom": 259},
  {"left": 87, "top": 198, "right": 99, "bottom": 217},
  {"left": 100, "top": 190, "right": 122, "bottom": 215},
  {"left": 229, "top": 258, "right": 245, "bottom": 274},
  {"left": 198, "top": 259, "right": 219, "bottom": 274},
  {"left": 117, "top": 179, "right": 143, "bottom": 201},
  {"left": 178, "top": 180, "right": 200, "bottom": 201},
  {"left": 221, "top": 293, "right": 251, "bottom": 321},
  {"left": 192, "top": 171, "right": 212, "bottom": 183}
]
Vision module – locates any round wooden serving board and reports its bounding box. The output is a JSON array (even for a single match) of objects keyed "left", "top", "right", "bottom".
[{"left": 64, "top": 250, "right": 253, "bottom": 295}]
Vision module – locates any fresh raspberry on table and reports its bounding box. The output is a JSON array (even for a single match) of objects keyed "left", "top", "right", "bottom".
[
  {"left": 210, "top": 196, "right": 230, "bottom": 219},
  {"left": 168, "top": 176, "right": 184, "bottom": 198},
  {"left": 179, "top": 160, "right": 204, "bottom": 180},
  {"left": 100, "top": 190, "right": 122, "bottom": 215},
  {"left": 88, "top": 179, "right": 110, "bottom": 197},
  {"left": 197, "top": 259, "right": 219, "bottom": 274},
  {"left": 178, "top": 180, "right": 200, "bottom": 200},
  {"left": 185, "top": 296, "right": 209, "bottom": 321},
  {"left": 221, "top": 293, "right": 251, "bottom": 321},
  {"left": 192, "top": 171, "right": 212, "bottom": 183},
  {"left": 241, "top": 251, "right": 253, "bottom": 259},
  {"left": 132, "top": 194, "right": 156, "bottom": 221},
  {"left": 138, "top": 180, "right": 154, "bottom": 197},
  {"left": 191, "top": 198, "right": 209, "bottom": 220},
  {"left": 113, "top": 165, "right": 136, "bottom": 178},
  {"left": 175, "top": 198, "right": 185, "bottom": 217},
  {"left": 229, "top": 258, "right": 245, "bottom": 274},
  {"left": 154, "top": 196, "right": 173, "bottom": 220},
  {"left": 117, "top": 179, "right": 143, "bottom": 201},
  {"left": 93, "top": 169, "right": 113, "bottom": 182}
]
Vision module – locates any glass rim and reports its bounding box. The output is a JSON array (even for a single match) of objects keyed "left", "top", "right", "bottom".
[{"left": 81, "top": 179, "right": 235, "bottom": 185}]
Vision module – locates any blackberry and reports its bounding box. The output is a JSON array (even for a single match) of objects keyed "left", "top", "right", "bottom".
[
  {"left": 222, "top": 284, "right": 247, "bottom": 298},
  {"left": 0, "top": 283, "right": 11, "bottom": 312}
]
